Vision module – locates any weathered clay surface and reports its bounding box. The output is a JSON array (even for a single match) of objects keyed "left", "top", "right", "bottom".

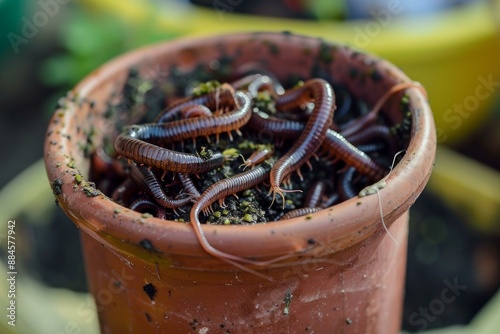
[{"left": 44, "top": 32, "right": 435, "bottom": 333}]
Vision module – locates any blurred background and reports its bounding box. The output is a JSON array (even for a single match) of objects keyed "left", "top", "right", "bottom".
[{"left": 1, "top": 0, "right": 499, "bottom": 333}]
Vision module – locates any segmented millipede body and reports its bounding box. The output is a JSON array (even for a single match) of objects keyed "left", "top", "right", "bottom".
[
  {"left": 115, "top": 133, "right": 225, "bottom": 174},
  {"left": 338, "top": 167, "right": 358, "bottom": 201},
  {"left": 341, "top": 82, "right": 425, "bottom": 137},
  {"left": 155, "top": 86, "right": 237, "bottom": 123},
  {"left": 304, "top": 180, "right": 328, "bottom": 208},
  {"left": 189, "top": 163, "right": 299, "bottom": 274},
  {"left": 269, "top": 79, "right": 335, "bottom": 207},
  {"left": 247, "top": 75, "right": 283, "bottom": 98},
  {"left": 240, "top": 146, "right": 275, "bottom": 170},
  {"left": 322, "top": 129, "right": 387, "bottom": 181},
  {"left": 275, "top": 82, "right": 315, "bottom": 111},
  {"left": 189, "top": 165, "right": 269, "bottom": 265},
  {"left": 345, "top": 124, "right": 397, "bottom": 154},
  {"left": 129, "top": 197, "right": 168, "bottom": 220},
  {"left": 246, "top": 101, "right": 386, "bottom": 185},
  {"left": 129, "top": 164, "right": 192, "bottom": 212},
  {"left": 123, "top": 91, "right": 251, "bottom": 145},
  {"left": 279, "top": 207, "right": 323, "bottom": 220},
  {"left": 181, "top": 105, "right": 213, "bottom": 119},
  {"left": 247, "top": 110, "right": 305, "bottom": 139},
  {"left": 177, "top": 172, "right": 200, "bottom": 199}
]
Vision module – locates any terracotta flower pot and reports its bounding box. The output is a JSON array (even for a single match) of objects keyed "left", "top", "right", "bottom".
[{"left": 44, "top": 32, "right": 435, "bottom": 333}]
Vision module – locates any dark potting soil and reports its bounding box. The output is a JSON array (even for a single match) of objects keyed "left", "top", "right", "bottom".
[{"left": 88, "top": 69, "right": 411, "bottom": 224}]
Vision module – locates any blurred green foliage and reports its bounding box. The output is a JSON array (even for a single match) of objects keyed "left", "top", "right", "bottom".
[{"left": 39, "top": 5, "right": 179, "bottom": 89}]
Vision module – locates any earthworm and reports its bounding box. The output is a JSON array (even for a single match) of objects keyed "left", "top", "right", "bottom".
[
  {"left": 304, "top": 180, "right": 328, "bottom": 208},
  {"left": 122, "top": 91, "right": 251, "bottom": 145},
  {"left": 129, "top": 197, "right": 168, "bottom": 220},
  {"left": 114, "top": 133, "right": 225, "bottom": 174},
  {"left": 155, "top": 85, "right": 236, "bottom": 123},
  {"left": 269, "top": 79, "right": 335, "bottom": 207},
  {"left": 341, "top": 82, "right": 426, "bottom": 137},
  {"left": 129, "top": 164, "right": 192, "bottom": 213},
  {"left": 278, "top": 207, "right": 323, "bottom": 220}
]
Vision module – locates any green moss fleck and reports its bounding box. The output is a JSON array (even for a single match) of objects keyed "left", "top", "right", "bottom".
[
  {"left": 192, "top": 80, "right": 221, "bottom": 97},
  {"left": 198, "top": 146, "right": 213, "bottom": 160},
  {"left": 74, "top": 174, "right": 83, "bottom": 184},
  {"left": 242, "top": 214, "right": 254, "bottom": 223}
]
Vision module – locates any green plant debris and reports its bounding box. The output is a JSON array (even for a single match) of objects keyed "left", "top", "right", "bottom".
[
  {"left": 198, "top": 146, "right": 213, "bottom": 160},
  {"left": 191, "top": 80, "right": 221, "bottom": 96},
  {"left": 79, "top": 127, "right": 96, "bottom": 158},
  {"left": 74, "top": 174, "right": 83, "bottom": 184},
  {"left": 82, "top": 181, "right": 101, "bottom": 197},
  {"left": 253, "top": 91, "right": 277, "bottom": 114}
]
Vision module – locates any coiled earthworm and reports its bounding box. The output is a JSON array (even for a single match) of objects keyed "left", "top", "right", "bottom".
[
  {"left": 129, "top": 164, "right": 192, "bottom": 213},
  {"left": 278, "top": 207, "right": 323, "bottom": 220},
  {"left": 129, "top": 197, "right": 168, "bottom": 220},
  {"left": 122, "top": 91, "right": 251, "bottom": 145},
  {"left": 269, "top": 79, "right": 335, "bottom": 207}
]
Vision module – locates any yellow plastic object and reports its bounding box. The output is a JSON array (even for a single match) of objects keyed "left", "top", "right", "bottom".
[
  {"left": 79, "top": 0, "right": 500, "bottom": 145},
  {"left": 428, "top": 145, "right": 500, "bottom": 233}
]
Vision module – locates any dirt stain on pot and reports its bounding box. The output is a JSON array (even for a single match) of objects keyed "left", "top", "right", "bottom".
[
  {"left": 143, "top": 283, "right": 157, "bottom": 301},
  {"left": 51, "top": 179, "right": 63, "bottom": 195},
  {"left": 139, "top": 239, "right": 161, "bottom": 253}
]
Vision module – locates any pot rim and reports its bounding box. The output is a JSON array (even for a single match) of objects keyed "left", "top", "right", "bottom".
[{"left": 44, "top": 32, "right": 436, "bottom": 260}]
